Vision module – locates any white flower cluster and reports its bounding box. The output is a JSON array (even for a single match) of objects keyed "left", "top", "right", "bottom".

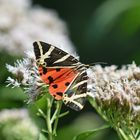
[
  {"left": 6, "top": 52, "right": 45, "bottom": 102},
  {"left": 88, "top": 63, "right": 140, "bottom": 110},
  {"left": 87, "top": 62, "right": 140, "bottom": 138},
  {"left": 0, "top": 108, "right": 29, "bottom": 122},
  {"left": 0, "top": 109, "right": 39, "bottom": 140},
  {"left": 0, "top": 0, "right": 77, "bottom": 57}
]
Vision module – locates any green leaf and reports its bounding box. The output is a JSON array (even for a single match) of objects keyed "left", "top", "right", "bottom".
[
  {"left": 0, "top": 86, "right": 25, "bottom": 100},
  {"left": 0, "top": 51, "right": 21, "bottom": 83},
  {"left": 86, "top": 0, "right": 140, "bottom": 44},
  {"left": 38, "top": 133, "right": 47, "bottom": 140},
  {"left": 73, "top": 124, "right": 110, "bottom": 140}
]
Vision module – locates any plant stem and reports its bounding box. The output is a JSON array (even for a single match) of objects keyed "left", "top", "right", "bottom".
[
  {"left": 46, "top": 97, "right": 53, "bottom": 140},
  {"left": 45, "top": 95, "right": 63, "bottom": 140},
  {"left": 58, "top": 111, "right": 69, "bottom": 118},
  {"left": 117, "top": 128, "right": 136, "bottom": 140},
  {"left": 52, "top": 101, "right": 63, "bottom": 136}
]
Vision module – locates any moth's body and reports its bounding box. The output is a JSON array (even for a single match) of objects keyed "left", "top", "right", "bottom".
[{"left": 33, "top": 41, "right": 88, "bottom": 111}]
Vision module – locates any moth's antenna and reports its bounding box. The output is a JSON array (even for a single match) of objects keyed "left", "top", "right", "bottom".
[
  {"left": 84, "top": 62, "right": 107, "bottom": 68},
  {"left": 89, "top": 62, "right": 107, "bottom": 66}
]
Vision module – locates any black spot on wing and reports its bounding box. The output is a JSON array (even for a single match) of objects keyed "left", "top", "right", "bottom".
[
  {"left": 52, "top": 84, "right": 58, "bottom": 89},
  {"left": 56, "top": 68, "right": 61, "bottom": 72},
  {"left": 56, "top": 92, "right": 63, "bottom": 96},
  {"left": 43, "top": 67, "right": 47, "bottom": 74},
  {"left": 53, "top": 94, "right": 56, "bottom": 97},
  {"left": 48, "top": 76, "right": 54, "bottom": 83},
  {"left": 65, "top": 82, "right": 70, "bottom": 86}
]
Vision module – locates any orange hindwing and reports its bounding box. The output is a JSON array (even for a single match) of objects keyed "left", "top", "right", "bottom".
[{"left": 38, "top": 66, "right": 78, "bottom": 100}]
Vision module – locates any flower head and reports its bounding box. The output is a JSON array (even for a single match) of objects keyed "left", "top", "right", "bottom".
[
  {"left": 0, "top": 109, "right": 39, "bottom": 140},
  {"left": 0, "top": 0, "right": 77, "bottom": 57},
  {"left": 6, "top": 51, "right": 45, "bottom": 102},
  {"left": 87, "top": 62, "right": 140, "bottom": 139}
]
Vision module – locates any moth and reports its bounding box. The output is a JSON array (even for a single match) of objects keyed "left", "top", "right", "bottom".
[{"left": 33, "top": 41, "right": 88, "bottom": 111}]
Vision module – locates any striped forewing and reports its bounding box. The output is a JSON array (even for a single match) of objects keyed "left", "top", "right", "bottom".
[{"left": 33, "top": 41, "right": 79, "bottom": 67}]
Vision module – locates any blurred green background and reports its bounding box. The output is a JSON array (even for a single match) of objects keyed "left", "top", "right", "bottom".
[
  {"left": 1, "top": 0, "right": 140, "bottom": 139},
  {"left": 33, "top": 0, "right": 140, "bottom": 65}
]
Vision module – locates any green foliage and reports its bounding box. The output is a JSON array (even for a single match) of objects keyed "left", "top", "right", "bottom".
[
  {"left": 86, "top": 0, "right": 140, "bottom": 42},
  {"left": 0, "top": 52, "right": 21, "bottom": 84},
  {"left": 35, "top": 0, "right": 140, "bottom": 64},
  {"left": 56, "top": 113, "right": 116, "bottom": 140},
  {"left": 39, "top": 133, "right": 47, "bottom": 140},
  {"left": 73, "top": 125, "right": 110, "bottom": 140}
]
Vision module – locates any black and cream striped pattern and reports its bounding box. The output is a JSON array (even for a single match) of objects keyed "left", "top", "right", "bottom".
[
  {"left": 33, "top": 41, "right": 88, "bottom": 111},
  {"left": 33, "top": 41, "right": 79, "bottom": 67},
  {"left": 64, "top": 70, "right": 88, "bottom": 111}
]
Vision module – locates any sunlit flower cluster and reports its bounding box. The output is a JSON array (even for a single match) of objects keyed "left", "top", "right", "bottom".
[
  {"left": 0, "top": 109, "right": 39, "bottom": 140},
  {"left": 6, "top": 51, "right": 45, "bottom": 102},
  {"left": 0, "top": 0, "right": 76, "bottom": 56},
  {"left": 87, "top": 62, "right": 140, "bottom": 139}
]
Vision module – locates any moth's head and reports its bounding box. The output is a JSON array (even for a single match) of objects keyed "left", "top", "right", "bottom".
[{"left": 36, "top": 59, "right": 47, "bottom": 67}]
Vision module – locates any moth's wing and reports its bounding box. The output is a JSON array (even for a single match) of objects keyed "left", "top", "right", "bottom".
[
  {"left": 49, "top": 69, "right": 79, "bottom": 100},
  {"left": 38, "top": 66, "right": 77, "bottom": 84},
  {"left": 63, "top": 70, "right": 88, "bottom": 111},
  {"left": 33, "top": 41, "right": 87, "bottom": 111},
  {"left": 38, "top": 66, "right": 79, "bottom": 100},
  {"left": 33, "top": 41, "right": 79, "bottom": 67}
]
